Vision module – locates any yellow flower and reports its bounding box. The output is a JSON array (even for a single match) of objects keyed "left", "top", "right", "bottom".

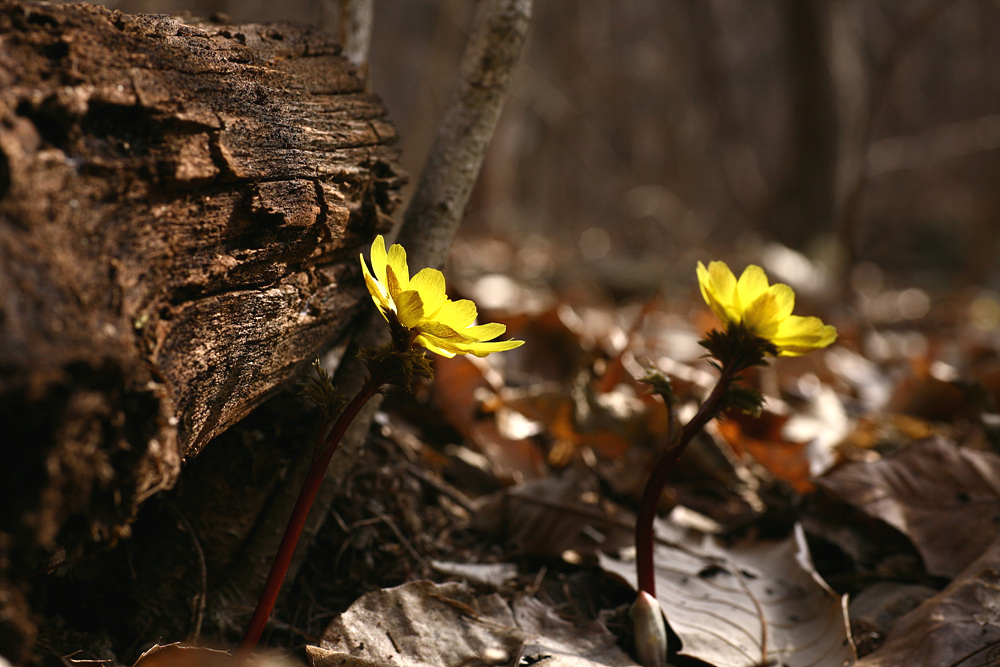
[
  {"left": 361, "top": 235, "right": 524, "bottom": 358},
  {"left": 696, "top": 260, "right": 837, "bottom": 357}
]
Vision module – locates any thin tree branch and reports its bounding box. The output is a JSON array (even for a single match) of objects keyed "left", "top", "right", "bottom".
[
  {"left": 396, "top": 0, "right": 533, "bottom": 270},
  {"left": 322, "top": 0, "right": 533, "bottom": 523},
  {"left": 337, "top": 0, "right": 375, "bottom": 79}
]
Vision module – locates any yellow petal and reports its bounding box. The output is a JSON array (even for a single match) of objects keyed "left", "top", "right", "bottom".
[
  {"left": 370, "top": 235, "right": 388, "bottom": 287},
  {"left": 360, "top": 253, "right": 391, "bottom": 318},
  {"left": 698, "top": 261, "right": 737, "bottom": 325},
  {"left": 395, "top": 290, "right": 424, "bottom": 329},
  {"left": 736, "top": 265, "right": 769, "bottom": 314},
  {"left": 416, "top": 331, "right": 472, "bottom": 355},
  {"left": 435, "top": 299, "right": 478, "bottom": 330},
  {"left": 414, "top": 334, "right": 458, "bottom": 358},
  {"left": 768, "top": 283, "right": 795, "bottom": 321},
  {"left": 772, "top": 316, "right": 837, "bottom": 356},
  {"left": 463, "top": 322, "right": 506, "bottom": 341},
  {"left": 774, "top": 314, "right": 826, "bottom": 339},
  {"left": 418, "top": 320, "right": 473, "bottom": 343},
  {"left": 409, "top": 268, "right": 447, "bottom": 317},
  {"left": 464, "top": 338, "right": 525, "bottom": 357},
  {"left": 743, "top": 283, "right": 794, "bottom": 338},
  {"left": 360, "top": 235, "right": 523, "bottom": 359},
  {"left": 386, "top": 243, "right": 410, "bottom": 291},
  {"left": 743, "top": 291, "right": 783, "bottom": 338},
  {"left": 386, "top": 264, "right": 404, "bottom": 304}
]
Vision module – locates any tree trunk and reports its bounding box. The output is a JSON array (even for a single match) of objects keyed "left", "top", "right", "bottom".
[
  {"left": 0, "top": 3, "right": 402, "bottom": 657},
  {"left": 768, "top": 0, "right": 839, "bottom": 251}
]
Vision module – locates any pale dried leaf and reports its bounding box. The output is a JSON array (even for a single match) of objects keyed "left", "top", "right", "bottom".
[
  {"left": 307, "top": 580, "right": 636, "bottom": 667},
  {"left": 855, "top": 536, "right": 1000, "bottom": 667},
  {"left": 430, "top": 560, "right": 519, "bottom": 589},
  {"left": 782, "top": 383, "right": 851, "bottom": 477},
  {"left": 816, "top": 437, "right": 1000, "bottom": 577},
  {"left": 131, "top": 643, "right": 299, "bottom": 667},
  {"left": 512, "top": 596, "right": 641, "bottom": 667},
  {"left": 600, "top": 523, "right": 854, "bottom": 667}
]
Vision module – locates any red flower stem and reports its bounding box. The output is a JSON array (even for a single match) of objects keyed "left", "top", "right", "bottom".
[
  {"left": 236, "top": 371, "right": 388, "bottom": 658},
  {"left": 635, "top": 364, "right": 738, "bottom": 598}
]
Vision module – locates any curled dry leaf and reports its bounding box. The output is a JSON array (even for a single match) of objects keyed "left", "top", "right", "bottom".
[
  {"left": 600, "top": 523, "right": 854, "bottom": 667},
  {"left": 815, "top": 437, "right": 1000, "bottom": 578},
  {"left": 855, "top": 536, "right": 1000, "bottom": 667},
  {"left": 307, "top": 580, "right": 637, "bottom": 667}
]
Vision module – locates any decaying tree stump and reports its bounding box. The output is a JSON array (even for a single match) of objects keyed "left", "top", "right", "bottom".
[{"left": 0, "top": 2, "right": 403, "bottom": 651}]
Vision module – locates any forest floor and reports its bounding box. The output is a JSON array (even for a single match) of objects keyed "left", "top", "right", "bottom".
[{"left": 27, "top": 234, "right": 1000, "bottom": 667}]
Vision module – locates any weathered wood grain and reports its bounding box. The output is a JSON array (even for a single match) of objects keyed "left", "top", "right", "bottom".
[{"left": 0, "top": 0, "right": 402, "bottom": 593}]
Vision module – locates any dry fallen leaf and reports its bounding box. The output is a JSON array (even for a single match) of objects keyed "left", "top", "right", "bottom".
[
  {"left": 430, "top": 560, "right": 518, "bottom": 589},
  {"left": 848, "top": 582, "right": 937, "bottom": 657},
  {"left": 307, "top": 580, "right": 637, "bottom": 667},
  {"left": 600, "top": 522, "right": 855, "bottom": 667},
  {"left": 886, "top": 365, "right": 970, "bottom": 424},
  {"left": 855, "top": 536, "right": 1000, "bottom": 667},
  {"left": 815, "top": 437, "right": 1000, "bottom": 578},
  {"left": 131, "top": 643, "right": 299, "bottom": 667},
  {"left": 473, "top": 464, "right": 634, "bottom": 559},
  {"left": 433, "top": 354, "right": 544, "bottom": 483},
  {"left": 717, "top": 408, "right": 815, "bottom": 493}
]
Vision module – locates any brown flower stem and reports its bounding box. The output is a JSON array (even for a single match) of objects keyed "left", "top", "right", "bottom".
[
  {"left": 635, "top": 363, "right": 739, "bottom": 598},
  {"left": 236, "top": 369, "right": 390, "bottom": 658}
]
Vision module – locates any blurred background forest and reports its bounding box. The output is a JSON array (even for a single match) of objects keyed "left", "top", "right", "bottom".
[{"left": 62, "top": 0, "right": 1000, "bottom": 316}]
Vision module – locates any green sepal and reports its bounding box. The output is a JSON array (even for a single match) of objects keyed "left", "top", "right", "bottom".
[
  {"left": 718, "top": 383, "right": 765, "bottom": 417},
  {"left": 357, "top": 343, "right": 434, "bottom": 392},
  {"left": 639, "top": 364, "right": 677, "bottom": 406},
  {"left": 699, "top": 323, "right": 773, "bottom": 373},
  {"left": 299, "top": 359, "right": 349, "bottom": 425}
]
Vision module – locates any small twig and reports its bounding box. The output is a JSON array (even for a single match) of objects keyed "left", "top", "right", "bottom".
[
  {"left": 329, "top": 507, "right": 350, "bottom": 533},
  {"left": 528, "top": 565, "right": 547, "bottom": 595},
  {"left": 367, "top": 501, "right": 433, "bottom": 573},
  {"left": 63, "top": 654, "right": 114, "bottom": 666},
  {"left": 395, "top": 0, "right": 534, "bottom": 270},
  {"left": 403, "top": 462, "right": 478, "bottom": 515},
  {"left": 168, "top": 506, "right": 208, "bottom": 643}
]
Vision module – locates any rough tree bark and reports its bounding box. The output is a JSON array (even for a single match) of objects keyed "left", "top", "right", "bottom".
[{"left": 0, "top": 2, "right": 402, "bottom": 659}]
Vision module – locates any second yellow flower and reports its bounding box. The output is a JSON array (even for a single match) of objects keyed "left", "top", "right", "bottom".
[{"left": 696, "top": 260, "right": 836, "bottom": 357}]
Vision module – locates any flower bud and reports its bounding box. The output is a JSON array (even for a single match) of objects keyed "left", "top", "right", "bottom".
[{"left": 629, "top": 590, "right": 668, "bottom": 667}]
